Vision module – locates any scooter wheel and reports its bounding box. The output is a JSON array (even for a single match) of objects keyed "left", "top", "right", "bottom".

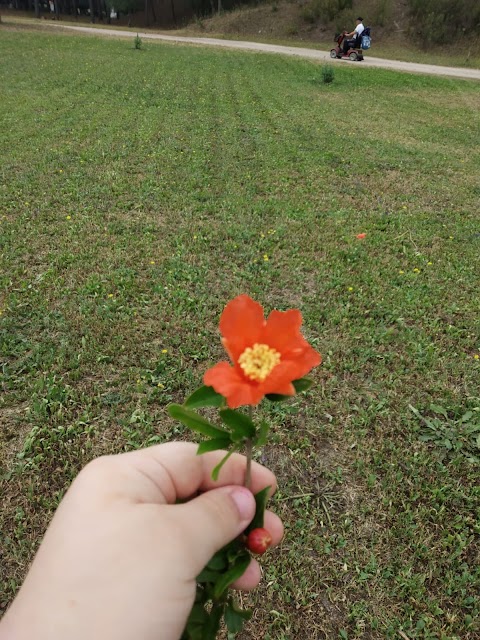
[
  {"left": 349, "top": 51, "right": 358, "bottom": 61},
  {"left": 330, "top": 49, "right": 338, "bottom": 59}
]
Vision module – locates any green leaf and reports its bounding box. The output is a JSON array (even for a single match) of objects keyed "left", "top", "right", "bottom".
[
  {"left": 211, "top": 447, "right": 239, "bottom": 481},
  {"left": 184, "top": 624, "right": 203, "bottom": 640},
  {"left": 255, "top": 420, "right": 270, "bottom": 446},
  {"left": 188, "top": 604, "right": 209, "bottom": 625},
  {"left": 246, "top": 485, "right": 271, "bottom": 533},
  {"left": 213, "top": 552, "right": 250, "bottom": 599},
  {"left": 207, "top": 551, "right": 228, "bottom": 571},
  {"left": 168, "top": 404, "right": 228, "bottom": 439},
  {"left": 430, "top": 404, "right": 448, "bottom": 418},
  {"left": 185, "top": 386, "right": 225, "bottom": 409},
  {"left": 265, "top": 377, "right": 313, "bottom": 402},
  {"left": 292, "top": 378, "right": 314, "bottom": 393},
  {"left": 197, "top": 437, "right": 232, "bottom": 455},
  {"left": 224, "top": 599, "right": 252, "bottom": 633},
  {"left": 219, "top": 409, "right": 256, "bottom": 440},
  {"left": 196, "top": 568, "right": 220, "bottom": 583},
  {"left": 185, "top": 604, "right": 209, "bottom": 640},
  {"left": 203, "top": 602, "right": 224, "bottom": 639}
]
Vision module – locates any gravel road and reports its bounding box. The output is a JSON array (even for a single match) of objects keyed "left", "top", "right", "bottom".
[{"left": 46, "top": 23, "right": 480, "bottom": 81}]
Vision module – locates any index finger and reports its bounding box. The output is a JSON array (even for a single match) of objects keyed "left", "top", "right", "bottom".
[{"left": 109, "top": 441, "right": 277, "bottom": 505}]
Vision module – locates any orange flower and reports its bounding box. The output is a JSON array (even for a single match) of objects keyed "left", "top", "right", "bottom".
[
  {"left": 356, "top": 233, "right": 366, "bottom": 239},
  {"left": 204, "top": 295, "right": 321, "bottom": 408}
]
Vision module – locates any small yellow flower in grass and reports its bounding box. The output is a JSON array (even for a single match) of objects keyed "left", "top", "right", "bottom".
[
  {"left": 449, "top": 236, "right": 454, "bottom": 240},
  {"left": 161, "top": 349, "right": 168, "bottom": 354},
  {"left": 107, "top": 293, "right": 114, "bottom": 298},
  {"left": 193, "top": 235, "right": 197, "bottom": 240},
  {"left": 474, "top": 354, "right": 480, "bottom": 360},
  {"left": 427, "top": 262, "right": 433, "bottom": 266},
  {"left": 25, "top": 202, "right": 29, "bottom": 206},
  {"left": 260, "top": 232, "right": 265, "bottom": 238},
  {"left": 59, "top": 169, "right": 63, "bottom": 173},
  {"left": 150, "top": 260, "right": 155, "bottom": 265},
  {"left": 157, "top": 382, "right": 164, "bottom": 388},
  {"left": 66, "top": 215, "right": 71, "bottom": 220},
  {"left": 348, "top": 287, "right": 354, "bottom": 292},
  {"left": 402, "top": 206, "right": 407, "bottom": 210},
  {"left": 399, "top": 270, "right": 405, "bottom": 274},
  {"left": 263, "top": 254, "right": 269, "bottom": 262},
  {"left": 136, "top": 378, "right": 141, "bottom": 384},
  {"left": 413, "top": 268, "right": 420, "bottom": 273}
]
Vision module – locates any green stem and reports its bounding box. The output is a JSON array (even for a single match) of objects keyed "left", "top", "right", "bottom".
[
  {"left": 245, "top": 406, "right": 253, "bottom": 489},
  {"left": 245, "top": 438, "right": 252, "bottom": 489}
]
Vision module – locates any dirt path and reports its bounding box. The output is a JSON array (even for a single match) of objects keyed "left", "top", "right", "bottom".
[{"left": 43, "top": 23, "right": 480, "bottom": 80}]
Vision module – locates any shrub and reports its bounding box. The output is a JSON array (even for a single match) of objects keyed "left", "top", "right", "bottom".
[
  {"left": 301, "top": 0, "right": 353, "bottom": 25},
  {"left": 321, "top": 63, "right": 335, "bottom": 83},
  {"left": 301, "top": 5, "right": 318, "bottom": 23},
  {"left": 407, "top": 0, "right": 480, "bottom": 45},
  {"left": 134, "top": 33, "right": 142, "bottom": 49}
]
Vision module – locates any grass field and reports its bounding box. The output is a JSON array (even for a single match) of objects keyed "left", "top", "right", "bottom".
[{"left": 1, "top": 26, "right": 479, "bottom": 640}]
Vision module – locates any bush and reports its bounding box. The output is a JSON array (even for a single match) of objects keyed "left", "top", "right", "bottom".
[
  {"left": 321, "top": 63, "right": 335, "bottom": 83},
  {"left": 301, "top": 5, "right": 318, "bottom": 23},
  {"left": 134, "top": 34, "right": 142, "bottom": 49},
  {"left": 407, "top": 0, "right": 480, "bottom": 44},
  {"left": 301, "top": 0, "right": 354, "bottom": 25}
]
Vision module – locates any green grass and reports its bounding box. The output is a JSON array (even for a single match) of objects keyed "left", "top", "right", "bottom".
[
  {"left": 1, "top": 27, "right": 480, "bottom": 640},
  {"left": 4, "top": 15, "right": 480, "bottom": 70}
]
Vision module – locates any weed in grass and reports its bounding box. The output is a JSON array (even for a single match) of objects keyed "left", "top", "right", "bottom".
[
  {"left": 410, "top": 402, "right": 480, "bottom": 463},
  {"left": 134, "top": 33, "right": 142, "bottom": 49},
  {"left": 321, "top": 63, "right": 335, "bottom": 84}
]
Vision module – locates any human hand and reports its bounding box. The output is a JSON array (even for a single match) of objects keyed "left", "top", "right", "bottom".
[{"left": 1, "top": 442, "right": 283, "bottom": 640}]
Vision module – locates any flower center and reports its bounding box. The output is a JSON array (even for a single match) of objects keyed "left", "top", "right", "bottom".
[{"left": 238, "top": 343, "right": 281, "bottom": 382}]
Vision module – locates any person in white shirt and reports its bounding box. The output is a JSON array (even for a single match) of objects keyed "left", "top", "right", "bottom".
[{"left": 343, "top": 17, "right": 365, "bottom": 54}]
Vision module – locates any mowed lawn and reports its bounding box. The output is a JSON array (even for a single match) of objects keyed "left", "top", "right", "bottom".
[{"left": 1, "top": 26, "right": 479, "bottom": 639}]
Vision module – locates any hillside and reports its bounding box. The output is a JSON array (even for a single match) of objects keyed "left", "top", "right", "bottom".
[
  {"left": 184, "top": 0, "right": 405, "bottom": 44},
  {"left": 177, "top": 0, "right": 480, "bottom": 67}
]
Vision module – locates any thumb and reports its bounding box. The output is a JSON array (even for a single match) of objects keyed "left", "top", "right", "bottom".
[{"left": 173, "top": 486, "right": 255, "bottom": 573}]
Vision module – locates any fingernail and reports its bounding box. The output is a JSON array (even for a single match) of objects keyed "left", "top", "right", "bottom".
[{"left": 229, "top": 486, "right": 255, "bottom": 521}]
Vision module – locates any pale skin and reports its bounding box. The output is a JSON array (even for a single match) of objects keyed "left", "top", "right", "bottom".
[{"left": 0, "top": 442, "right": 284, "bottom": 640}]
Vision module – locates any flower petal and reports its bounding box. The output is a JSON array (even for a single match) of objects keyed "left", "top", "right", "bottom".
[
  {"left": 219, "top": 295, "right": 265, "bottom": 361},
  {"left": 260, "top": 361, "right": 297, "bottom": 396},
  {"left": 261, "top": 309, "right": 306, "bottom": 355},
  {"left": 204, "top": 362, "right": 259, "bottom": 408}
]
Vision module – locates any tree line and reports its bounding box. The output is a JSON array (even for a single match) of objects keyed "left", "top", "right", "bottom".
[{"left": 3, "top": 0, "right": 480, "bottom": 36}]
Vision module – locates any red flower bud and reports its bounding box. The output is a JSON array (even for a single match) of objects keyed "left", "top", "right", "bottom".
[{"left": 246, "top": 528, "right": 273, "bottom": 555}]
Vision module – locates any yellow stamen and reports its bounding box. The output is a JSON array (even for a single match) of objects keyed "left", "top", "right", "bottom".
[{"left": 238, "top": 343, "right": 281, "bottom": 382}]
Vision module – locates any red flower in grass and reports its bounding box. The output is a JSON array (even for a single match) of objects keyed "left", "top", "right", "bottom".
[
  {"left": 204, "top": 295, "right": 321, "bottom": 408},
  {"left": 356, "top": 233, "right": 366, "bottom": 240}
]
